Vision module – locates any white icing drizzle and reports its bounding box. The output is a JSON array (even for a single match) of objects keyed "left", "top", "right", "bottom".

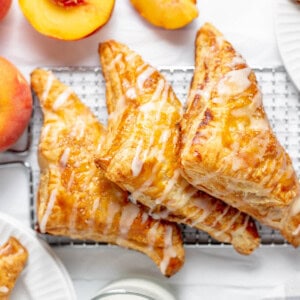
[
  {"left": 174, "top": 186, "right": 198, "bottom": 214},
  {"left": 227, "top": 55, "right": 246, "bottom": 68},
  {"left": 74, "top": 161, "right": 80, "bottom": 168},
  {"left": 231, "top": 91, "right": 267, "bottom": 131},
  {"left": 41, "top": 124, "right": 51, "bottom": 140},
  {"left": 155, "top": 169, "right": 180, "bottom": 205},
  {"left": 71, "top": 119, "right": 86, "bottom": 139},
  {"left": 136, "top": 63, "right": 146, "bottom": 73},
  {"left": 134, "top": 81, "right": 169, "bottom": 181},
  {"left": 128, "top": 194, "right": 137, "bottom": 205},
  {"left": 67, "top": 171, "right": 75, "bottom": 191},
  {"left": 105, "top": 201, "right": 121, "bottom": 234},
  {"left": 96, "top": 135, "right": 106, "bottom": 153},
  {"left": 40, "top": 189, "right": 57, "bottom": 233},
  {"left": 125, "top": 52, "right": 136, "bottom": 63},
  {"left": 147, "top": 222, "right": 159, "bottom": 251},
  {"left": 231, "top": 157, "right": 246, "bottom": 171},
  {"left": 137, "top": 67, "right": 155, "bottom": 90},
  {"left": 160, "top": 130, "right": 170, "bottom": 143},
  {"left": 130, "top": 129, "right": 170, "bottom": 203},
  {"left": 293, "top": 224, "right": 300, "bottom": 236},
  {"left": 81, "top": 169, "right": 96, "bottom": 191},
  {"left": 150, "top": 210, "right": 170, "bottom": 220},
  {"left": 132, "top": 82, "right": 173, "bottom": 203},
  {"left": 211, "top": 205, "right": 230, "bottom": 228},
  {"left": 41, "top": 73, "right": 54, "bottom": 102},
  {"left": 108, "top": 53, "right": 123, "bottom": 70},
  {"left": 126, "top": 87, "right": 137, "bottom": 99},
  {"left": 141, "top": 212, "right": 149, "bottom": 224},
  {"left": 53, "top": 87, "right": 73, "bottom": 111},
  {"left": 108, "top": 96, "right": 126, "bottom": 123},
  {"left": 0, "top": 244, "right": 11, "bottom": 255},
  {"left": 291, "top": 195, "right": 300, "bottom": 216},
  {"left": 60, "top": 147, "right": 70, "bottom": 169},
  {"left": 45, "top": 122, "right": 64, "bottom": 145},
  {"left": 215, "top": 211, "right": 242, "bottom": 237},
  {"left": 0, "top": 286, "right": 9, "bottom": 293},
  {"left": 211, "top": 97, "right": 224, "bottom": 104},
  {"left": 119, "top": 204, "right": 140, "bottom": 237},
  {"left": 131, "top": 139, "right": 144, "bottom": 177},
  {"left": 194, "top": 88, "right": 212, "bottom": 101},
  {"left": 191, "top": 199, "right": 217, "bottom": 227},
  {"left": 217, "top": 68, "right": 251, "bottom": 96},
  {"left": 88, "top": 197, "right": 100, "bottom": 230},
  {"left": 139, "top": 101, "right": 157, "bottom": 113},
  {"left": 152, "top": 79, "right": 165, "bottom": 101},
  {"left": 216, "top": 35, "right": 225, "bottom": 46},
  {"left": 160, "top": 226, "right": 177, "bottom": 275},
  {"left": 69, "top": 200, "right": 78, "bottom": 234}
]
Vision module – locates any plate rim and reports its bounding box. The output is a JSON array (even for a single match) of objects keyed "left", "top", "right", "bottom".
[
  {"left": 274, "top": 0, "right": 300, "bottom": 91},
  {"left": 0, "top": 211, "right": 77, "bottom": 300}
]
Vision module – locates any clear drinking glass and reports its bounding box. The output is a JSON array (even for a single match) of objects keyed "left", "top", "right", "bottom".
[{"left": 91, "top": 278, "right": 176, "bottom": 300}]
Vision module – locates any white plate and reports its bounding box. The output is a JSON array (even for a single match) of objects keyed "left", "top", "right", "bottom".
[
  {"left": 0, "top": 212, "right": 76, "bottom": 300},
  {"left": 275, "top": 0, "right": 300, "bottom": 91}
]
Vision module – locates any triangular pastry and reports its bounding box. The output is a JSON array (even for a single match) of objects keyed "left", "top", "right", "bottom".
[
  {"left": 31, "top": 69, "right": 184, "bottom": 277},
  {"left": 0, "top": 236, "right": 28, "bottom": 299},
  {"left": 180, "top": 23, "right": 300, "bottom": 245},
  {"left": 95, "top": 40, "right": 260, "bottom": 255}
]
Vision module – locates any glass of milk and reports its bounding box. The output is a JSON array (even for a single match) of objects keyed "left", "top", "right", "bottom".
[{"left": 91, "top": 277, "right": 176, "bottom": 300}]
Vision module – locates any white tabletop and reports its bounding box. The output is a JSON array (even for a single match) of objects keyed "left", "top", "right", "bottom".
[{"left": 1, "top": 0, "right": 299, "bottom": 299}]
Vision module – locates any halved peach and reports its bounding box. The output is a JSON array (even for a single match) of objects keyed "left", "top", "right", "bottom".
[
  {"left": 0, "top": 0, "right": 12, "bottom": 21},
  {"left": 18, "top": 0, "right": 115, "bottom": 40},
  {"left": 0, "top": 57, "right": 33, "bottom": 152},
  {"left": 130, "top": 0, "right": 198, "bottom": 30}
]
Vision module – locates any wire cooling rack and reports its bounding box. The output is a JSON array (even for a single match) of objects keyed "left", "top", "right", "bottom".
[{"left": 2, "top": 66, "right": 300, "bottom": 247}]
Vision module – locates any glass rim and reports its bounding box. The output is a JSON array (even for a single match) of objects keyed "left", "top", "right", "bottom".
[{"left": 90, "top": 289, "right": 156, "bottom": 300}]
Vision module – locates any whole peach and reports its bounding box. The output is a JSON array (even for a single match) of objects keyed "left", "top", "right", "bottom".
[
  {"left": 0, "top": 57, "right": 33, "bottom": 152},
  {"left": 0, "top": 0, "right": 12, "bottom": 21}
]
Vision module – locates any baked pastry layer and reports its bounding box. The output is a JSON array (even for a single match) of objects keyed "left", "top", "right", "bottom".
[
  {"left": 0, "top": 236, "right": 28, "bottom": 299},
  {"left": 31, "top": 69, "right": 184, "bottom": 277},
  {"left": 180, "top": 23, "right": 300, "bottom": 245},
  {"left": 96, "top": 40, "right": 260, "bottom": 255}
]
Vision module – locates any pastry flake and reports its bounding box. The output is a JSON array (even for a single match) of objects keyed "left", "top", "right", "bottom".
[
  {"left": 180, "top": 22, "right": 300, "bottom": 245},
  {"left": 96, "top": 40, "right": 260, "bottom": 255},
  {"left": 31, "top": 69, "right": 184, "bottom": 277},
  {"left": 0, "top": 236, "right": 28, "bottom": 299}
]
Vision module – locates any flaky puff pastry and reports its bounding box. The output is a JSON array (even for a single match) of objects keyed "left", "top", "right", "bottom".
[
  {"left": 0, "top": 237, "right": 28, "bottom": 299},
  {"left": 96, "top": 40, "right": 260, "bottom": 255},
  {"left": 31, "top": 69, "right": 184, "bottom": 277},
  {"left": 180, "top": 23, "right": 300, "bottom": 245}
]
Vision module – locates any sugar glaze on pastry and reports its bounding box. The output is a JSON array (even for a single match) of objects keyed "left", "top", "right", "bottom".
[
  {"left": 96, "top": 40, "right": 260, "bottom": 255},
  {"left": 0, "top": 237, "right": 28, "bottom": 299},
  {"left": 31, "top": 69, "right": 184, "bottom": 277},
  {"left": 180, "top": 23, "right": 300, "bottom": 245}
]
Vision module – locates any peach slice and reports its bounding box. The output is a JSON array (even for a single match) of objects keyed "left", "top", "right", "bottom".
[
  {"left": 0, "top": 57, "right": 33, "bottom": 152},
  {"left": 18, "top": 0, "right": 115, "bottom": 40},
  {"left": 130, "top": 0, "right": 198, "bottom": 30},
  {"left": 0, "top": 0, "right": 12, "bottom": 21}
]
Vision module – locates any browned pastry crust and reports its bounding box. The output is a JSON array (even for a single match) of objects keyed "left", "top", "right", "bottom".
[
  {"left": 96, "top": 40, "right": 260, "bottom": 255},
  {"left": 30, "top": 69, "right": 184, "bottom": 277},
  {"left": 180, "top": 22, "right": 300, "bottom": 245},
  {"left": 0, "top": 237, "right": 28, "bottom": 299}
]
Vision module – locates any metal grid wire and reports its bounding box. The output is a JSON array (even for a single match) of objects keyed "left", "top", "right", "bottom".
[{"left": 13, "top": 66, "right": 300, "bottom": 246}]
